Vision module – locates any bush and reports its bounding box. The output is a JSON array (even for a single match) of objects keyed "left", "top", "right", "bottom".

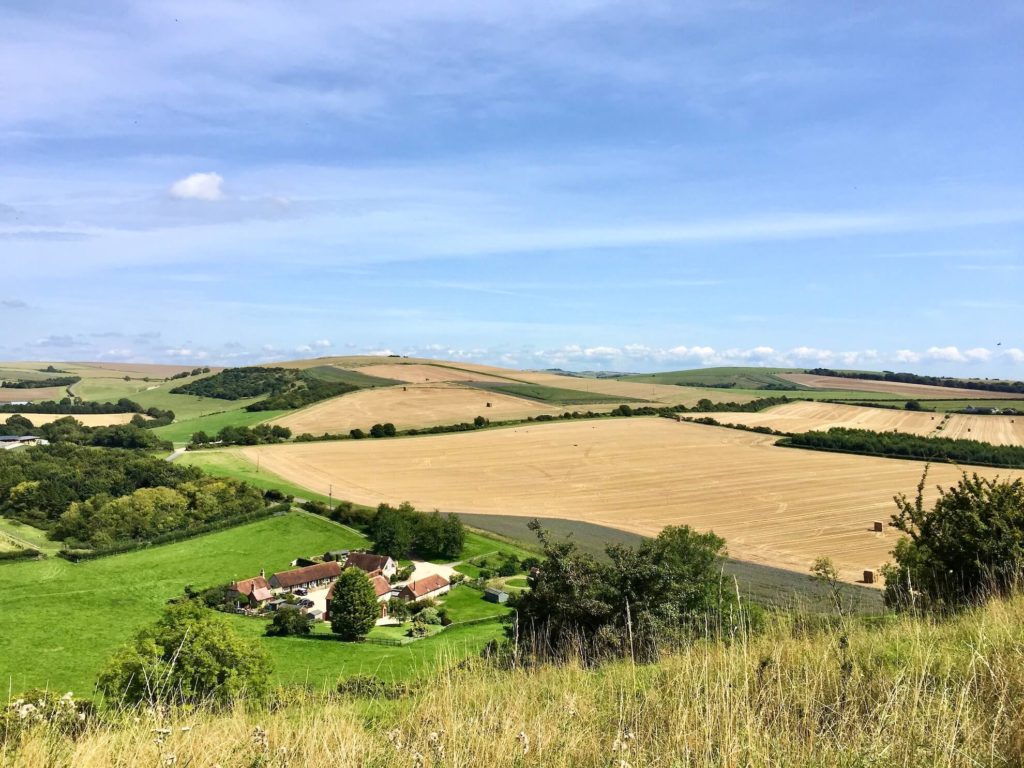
[
  {"left": 883, "top": 471, "right": 1024, "bottom": 611},
  {"left": 98, "top": 602, "right": 272, "bottom": 705},
  {"left": 407, "top": 621, "right": 429, "bottom": 638},
  {"left": 349, "top": 428, "right": 366, "bottom": 440},
  {"left": 266, "top": 606, "right": 313, "bottom": 637},
  {"left": 418, "top": 607, "right": 441, "bottom": 625},
  {"left": 0, "top": 690, "right": 94, "bottom": 745}
]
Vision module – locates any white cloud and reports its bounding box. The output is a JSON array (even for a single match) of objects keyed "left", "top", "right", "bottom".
[
  {"left": 1002, "top": 348, "right": 1024, "bottom": 364},
  {"left": 964, "top": 347, "right": 991, "bottom": 362},
  {"left": 169, "top": 172, "right": 224, "bottom": 201},
  {"left": 925, "top": 346, "right": 966, "bottom": 363},
  {"left": 894, "top": 349, "right": 921, "bottom": 364}
]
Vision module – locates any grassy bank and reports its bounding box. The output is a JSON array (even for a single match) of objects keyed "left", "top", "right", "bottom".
[{"left": 8, "top": 594, "right": 1023, "bottom": 767}]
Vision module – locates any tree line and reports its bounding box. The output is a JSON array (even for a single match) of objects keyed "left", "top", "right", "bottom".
[
  {"left": 190, "top": 424, "right": 292, "bottom": 447},
  {"left": 807, "top": 368, "right": 1024, "bottom": 395},
  {"left": 1, "top": 415, "right": 171, "bottom": 450},
  {"left": 170, "top": 366, "right": 359, "bottom": 411},
  {"left": 778, "top": 427, "right": 1024, "bottom": 468},
  {"left": 0, "top": 442, "right": 270, "bottom": 550},
  {"left": 0, "top": 397, "right": 162, "bottom": 415},
  {"left": 0, "top": 375, "right": 81, "bottom": 389}
]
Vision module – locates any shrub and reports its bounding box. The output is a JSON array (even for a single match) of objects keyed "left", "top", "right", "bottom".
[
  {"left": 266, "top": 606, "right": 312, "bottom": 637},
  {"left": 336, "top": 674, "right": 415, "bottom": 700},
  {"left": 418, "top": 607, "right": 441, "bottom": 625},
  {"left": 0, "top": 690, "right": 94, "bottom": 745}
]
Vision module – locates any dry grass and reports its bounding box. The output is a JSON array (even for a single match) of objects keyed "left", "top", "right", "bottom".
[
  {"left": 0, "top": 388, "right": 65, "bottom": 404},
  {"left": 350, "top": 364, "right": 512, "bottom": 384},
  {"left": 272, "top": 383, "right": 562, "bottom": 434},
  {"left": 7, "top": 594, "right": 1024, "bottom": 767},
  {"left": 3, "top": 413, "right": 143, "bottom": 427},
  {"left": 727, "top": 401, "right": 944, "bottom": 436},
  {"left": 240, "top": 419, "right": 1024, "bottom": 583},
  {"left": 779, "top": 373, "right": 1020, "bottom": 399},
  {"left": 940, "top": 414, "right": 1024, "bottom": 446}
]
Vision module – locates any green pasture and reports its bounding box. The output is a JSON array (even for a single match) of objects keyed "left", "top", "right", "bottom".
[
  {"left": 154, "top": 408, "right": 286, "bottom": 445},
  {"left": 231, "top": 615, "right": 506, "bottom": 687},
  {"left": 0, "top": 513, "right": 364, "bottom": 694},
  {"left": 618, "top": 366, "right": 802, "bottom": 390},
  {"left": 304, "top": 365, "right": 402, "bottom": 388},
  {"left": 473, "top": 381, "right": 636, "bottom": 405},
  {"left": 0, "top": 516, "right": 60, "bottom": 554}
]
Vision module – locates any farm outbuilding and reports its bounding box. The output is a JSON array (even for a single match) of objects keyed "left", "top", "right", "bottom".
[{"left": 484, "top": 587, "right": 509, "bottom": 604}]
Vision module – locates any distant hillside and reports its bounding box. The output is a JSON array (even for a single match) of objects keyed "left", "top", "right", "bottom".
[{"left": 617, "top": 366, "right": 803, "bottom": 390}]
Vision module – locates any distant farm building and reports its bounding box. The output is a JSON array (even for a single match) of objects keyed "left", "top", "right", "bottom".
[
  {"left": 398, "top": 574, "right": 450, "bottom": 602},
  {"left": 0, "top": 435, "right": 49, "bottom": 450},
  {"left": 269, "top": 561, "right": 341, "bottom": 592},
  {"left": 484, "top": 587, "right": 509, "bottom": 604},
  {"left": 325, "top": 572, "right": 393, "bottom": 620},
  {"left": 343, "top": 551, "right": 398, "bottom": 579},
  {"left": 227, "top": 573, "right": 273, "bottom": 609}
]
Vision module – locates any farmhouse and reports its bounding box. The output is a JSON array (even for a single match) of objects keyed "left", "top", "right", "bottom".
[
  {"left": 227, "top": 573, "right": 273, "bottom": 609},
  {"left": 269, "top": 561, "right": 341, "bottom": 592},
  {"left": 0, "top": 435, "right": 49, "bottom": 450},
  {"left": 325, "top": 572, "right": 392, "bottom": 620},
  {"left": 398, "top": 574, "right": 450, "bottom": 602},
  {"left": 343, "top": 551, "right": 398, "bottom": 579}
]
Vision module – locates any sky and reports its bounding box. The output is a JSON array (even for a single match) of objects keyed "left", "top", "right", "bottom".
[{"left": 2, "top": 1, "right": 1023, "bottom": 375}]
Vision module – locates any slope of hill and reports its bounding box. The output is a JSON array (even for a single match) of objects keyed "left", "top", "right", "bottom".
[{"left": 9, "top": 593, "right": 1023, "bottom": 767}]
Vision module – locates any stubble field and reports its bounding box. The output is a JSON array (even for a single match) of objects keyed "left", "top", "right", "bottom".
[
  {"left": 778, "top": 373, "right": 1021, "bottom": 399},
  {"left": 719, "top": 401, "right": 943, "bottom": 436},
  {"left": 240, "top": 418, "right": 1024, "bottom": 583},
  {"left": 271, "top": 383, "right": 563, "bottom": 434}
]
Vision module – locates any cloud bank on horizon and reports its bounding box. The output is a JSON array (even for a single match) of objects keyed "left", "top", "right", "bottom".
[{"left": 1, "top": 1, "right": 1021, "bottom": 374}]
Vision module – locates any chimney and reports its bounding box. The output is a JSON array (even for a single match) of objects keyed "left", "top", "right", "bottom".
[{"left": 259, "top": 568, "right": 265, "bottom": 578}]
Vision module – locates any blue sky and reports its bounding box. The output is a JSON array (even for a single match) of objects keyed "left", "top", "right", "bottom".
[{"left": 2, "top": 1, "right": 1022, "bottom": 374}]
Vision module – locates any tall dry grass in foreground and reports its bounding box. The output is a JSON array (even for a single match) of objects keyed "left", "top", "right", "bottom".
[{"left": 5, "top": 596, "right": 1024, "bottom": 767}]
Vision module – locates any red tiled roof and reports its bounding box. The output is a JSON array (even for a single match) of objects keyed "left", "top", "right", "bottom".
[
  {"left": 270, "top": 561, "right": 341, "bottom": 588},
  {"left": 370, "top": 574, "right": 392, "bottom": 598},
  {"left": 399, "top": 574, "right": 449, "bottom": 599},
  {"left": 230, "top": 576, "right": 270, "bottom": 596},
  {"left": 344, "top": 552, "right": 393, "bottom": 573}
]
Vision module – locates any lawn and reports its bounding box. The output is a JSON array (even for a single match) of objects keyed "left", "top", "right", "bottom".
[
  {"left": 154, "top": 408, "right": 287, "bottom": 445},
  {"left": 0, "top": 515, "right": 60, "bottom": 554},
  {"left": 0, "top": 513, "right": 365, "bottom": 694},
  {"left": 439, "top": 584, "right": 513, "bottom": 622},
  {"left": 230, "top": 616, "right": 506, "bottom": 687}
]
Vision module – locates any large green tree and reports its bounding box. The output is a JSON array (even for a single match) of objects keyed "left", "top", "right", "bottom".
[
  {"left": 512, "top": 520, "right": 736, "bottom": 662},
  {"left": 329, "top": 567, "right": 379, "bottom": 640},
  {"left": 883, "top": 471, "right": 1024, "bottom": 610},
  {"left": 98, "top": 602, "right": 271, "bottom": 705}
]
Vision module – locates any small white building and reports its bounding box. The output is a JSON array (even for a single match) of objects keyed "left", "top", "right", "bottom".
[{"left": 0, "top": 435, "right": 49, "bottom": 451}]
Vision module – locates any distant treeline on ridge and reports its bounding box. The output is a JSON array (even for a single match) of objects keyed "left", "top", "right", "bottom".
[{"left": 806, "top": 368, "right": 1024, "bottom": 395}]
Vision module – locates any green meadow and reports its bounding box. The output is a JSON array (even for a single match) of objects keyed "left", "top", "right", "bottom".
[{"left": 0, "top": 514, "right": 370, "bottom": 693}]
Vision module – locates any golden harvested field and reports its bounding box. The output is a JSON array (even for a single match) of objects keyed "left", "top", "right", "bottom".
[
  {"left": 940, "top": 414, "right": 1024, "bottom": 446},
  {"left": 720, "top": 401, "right": 943, "bottom": 436},
  {"left": 0, "top": 386, "right": 66, "bottom": 403},
  {"left": 271, "top": 383, "right": 562, "bottom": 434},
  {"left": 240, "top": 418, "right": 1022, "bottom": 583},
  {"left": 779, "top": 373, "right": 1019, "bottom": 399},
  {"left": 351, "top": 363, "right": 512, "bottom": 384},
  {"left": 5, "top": 412, "right": 143, "bottom": 427}
]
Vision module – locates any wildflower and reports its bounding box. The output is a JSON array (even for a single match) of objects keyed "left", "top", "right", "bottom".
[
  {"left": 427, "top": 730, "right": 445, "bottom": 759},
  {"left": 517, "top": 731, "right": 530, "bottom": 755},
  {"left": 161, "top": 754, "right": 177, "bottom": 766},
  {"left": 387, "top": 728, "right": 404, "bottom": 751},
  {"left": 180, "top": 726, "right": 192, "bottom": 732},
  {"left": 412, "top": 751, "right": 425, "bottom": 768},
  {"left": 252, "top": 725, "right": 269, "bottom": 750}
]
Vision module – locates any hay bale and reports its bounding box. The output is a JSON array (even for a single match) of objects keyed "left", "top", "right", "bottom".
[
  {"left": 872, "top": 520, "right": 884, "bottom": 532},
  {"left": 863, "top": 569, "right": 876, "bottom": 584}
]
